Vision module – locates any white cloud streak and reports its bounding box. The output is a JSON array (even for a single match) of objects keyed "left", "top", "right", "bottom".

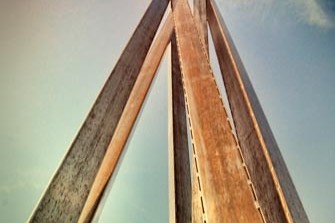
[
  {"left": 219, "top": 0, "right": 335, "bottom": 29},
  {"left": 291, "top": 0, "right": 334, "bottom": 28}
]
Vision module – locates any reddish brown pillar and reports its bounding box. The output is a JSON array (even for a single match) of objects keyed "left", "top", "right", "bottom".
[
  {"left": 207, "top": 0, "right": 309, "bottom": 222},
  {"left": 194, "top": 0, "right": 208, "bottom": 53},
  {"left": 172, "top": 0, "right": 263, "bottom": 222},
  {"left": 192, "top": 1, "right": 209, "bottom": 222}
]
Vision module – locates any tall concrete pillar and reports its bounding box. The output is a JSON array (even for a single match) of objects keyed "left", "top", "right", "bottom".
[
  {"left": 29, "top": 0, "right": 309, "bottom": 222},
  {"left": 207, "top": 0, "right": 309, "bottom": 222},
  {"left": 78, "top": 13, "right": 174, "bottom": 223},
  {"left": 28, "top": 0, "right": 169, "bottom": 222},
  {"left": 192, "top": 1, "right": 209, "bottom": 222},
  {"left": 172, "top": 0, "right": 263, "bottom": 222}
]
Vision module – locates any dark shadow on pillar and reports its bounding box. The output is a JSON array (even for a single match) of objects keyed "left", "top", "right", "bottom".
[{"left": 169, "top": 32, "right": 192, "bottom": 223}]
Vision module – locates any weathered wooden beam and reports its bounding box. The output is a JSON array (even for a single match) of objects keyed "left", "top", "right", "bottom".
[
  {"left": 207, "top": 0, "right": 309, "bottom": 222},
  {"left": 28, "top": 0, "right": 169, "bottom": 222},
  {"left": 192, "top": 1, "right": 209, "bottom": 222},
  {"left": 78, "top": 13, "right": 174, "bottom": 223},
  {"left": 172, "top": 0, "right": 263, "bottom": 222},
  {"left": 194, "top": 0, "right": 208, "bottom": 53},
  {"left": 168, "top": 32, "right": 192, "bottom": 223}
]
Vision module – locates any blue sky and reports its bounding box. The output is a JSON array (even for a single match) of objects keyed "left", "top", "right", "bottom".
[{"left": 0, "top": 0, "right": 334, "bottom": 222}]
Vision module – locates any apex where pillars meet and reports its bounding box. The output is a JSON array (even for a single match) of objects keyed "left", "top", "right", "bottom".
[{"left": 29, "top": 0, "right": 309, "bottom": 222}]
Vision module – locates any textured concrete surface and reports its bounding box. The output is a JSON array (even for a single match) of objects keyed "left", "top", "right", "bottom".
[
  {"left": 207, "top": 0, "right": 309, "bottom": 222},
  {"left": 28, "top": 0, "right": 169, "bottom": 222}
]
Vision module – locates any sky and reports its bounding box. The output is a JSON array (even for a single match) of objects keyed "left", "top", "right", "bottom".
[{"left": 0, "top": 0, "right": 334, "bottom": 222}]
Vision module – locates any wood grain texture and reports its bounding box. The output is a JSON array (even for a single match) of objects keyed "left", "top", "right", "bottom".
[
  {"left": 192, "top": 1, "right": 208, "bottom": 222},
  {"left": 168, "top": 32, "right": 192, "bottom": 223},
  {"left": 194, "top": 0, "right": 208, "bottom": 53},
  {"left": 28, "top": 0, "right": 169, "bottom": 222},
  {"left": 172, "top": 0, "right": 263, "bottom": 222},
  {"left": 207, "top": 0, "right": 309, "bottom": 222}
]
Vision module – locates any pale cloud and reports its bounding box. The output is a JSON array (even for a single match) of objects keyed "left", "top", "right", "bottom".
[
  {"left": 290, "top": 0, "right": 334, "bottom": 28},
  {"left": 219, "top": 0, "right": 335, "bottom": 29}
]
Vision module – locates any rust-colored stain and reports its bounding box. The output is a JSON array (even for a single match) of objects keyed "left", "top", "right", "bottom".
[{"left": 172, "top": 0, "right": 263, "bottom": 222}]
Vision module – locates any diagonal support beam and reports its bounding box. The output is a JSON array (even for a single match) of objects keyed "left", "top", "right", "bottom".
[
  {"left": 78, "top": 13, "right": 174, "bottom": 223},
  {"left": 207, "top": 0, "right": 309, "bottom": 222},
  {"left": 28, "top": 0, "right": 169, "bottom": 222},
  {"left": 172, "top": 0, "right": 263, "bottom": 222},
  {"left": 168, "top": 32, "right": 192, "bottom": 223},
  {"left": 192, "top": 1, "right": 209, "bottom": 222},
  {"left": 194, "top": 0, "right": 208, "bottom": 53}
]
